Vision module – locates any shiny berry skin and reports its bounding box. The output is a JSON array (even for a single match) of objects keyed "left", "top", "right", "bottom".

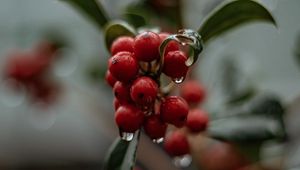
[
  {"left": 143, "top": 114, "right": 167, "bottom": 140},
  {"left": 158, "top": 33, "right": 179, "bottom": 54},
  {"left": 105, "top": 70, "right": 117, "bottom": 87},
  {"left": 108, "top": 51, "right": 138, "bottom": 83},
  {"left": 134, "top": 31, "right": 160, "bottom": 62},
  {"left": 186, "top": 109, "right": 209, "bottom": 133},
  {"left": 163, "top": 51, "right": 188, "bottom": 80},
  {"left": 160, "top": 96, "right": 189, "bottom": 127},
  {"left": 180, "top": 80, "right": 206, "bottom": 105},
  {"left": 115, "top": 104, "right": 145, "bottom": 133},
  {"left": 110, "top": 36, "right": 134, "bottom": 55},
  {"left": 164, "top": 131, "right": 190, "bottom": 157},
  {"left": 130, "top": 76, "right": 158, "bottom": 106},
  {"left": 113, "top": 81, "right": 132, "bottom": 104}
]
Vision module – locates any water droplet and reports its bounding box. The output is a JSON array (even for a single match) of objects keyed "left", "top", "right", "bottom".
[
  {"left": 120, "top": 131, "right": 134, "bottom": 141},
  {"left": 185, "top": 57, "right": 194, "bottom": 66},
  {"left": 0, "top": 79, "right": 26, "bottom": 107},
  {"left": 152, "top": 137, "right": 164, "bottom": 143},
  {"left": 173, "top": 77, "right": 185, "bottom": 84},
  {"left": 173, "top": 154, "right": 192, "bottom": 168}
]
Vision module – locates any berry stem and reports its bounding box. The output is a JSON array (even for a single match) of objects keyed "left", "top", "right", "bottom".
[
  {"left": 147, "top": 62, "right": 152, "bottom": 73},
  {"left": 161, "top": 81, "right": 175, "bottom": 96}
]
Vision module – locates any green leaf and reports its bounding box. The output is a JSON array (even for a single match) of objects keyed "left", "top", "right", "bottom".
[
  {"left": 124, "top": 13, "right": 147, "bottom": 28},
  {"left": 104, "top": 21, "right": 137, "bottom": 52},
  {"left": 219, "top": 57, "right": 256, "bottom": 105},
  {"left": 236, "top": 142, "right": 262, "bottom": 162},
  {"left": 294, "top": 32, "right": 300, "bottom": 69},
  {"left": 208, "top": 94, "right": 286, "bottom": 143},
  {"left": 103, "top": 131, "right": 140, "bottom": 170},
  {"left": 60, "top": 0, "right": 109, "bottom": 29},
  {"left": 209, "top": 115, "right": 282, "bottom": 142},
  {"left": 198, "top": 0, "right": 277, "bottom": 43}
]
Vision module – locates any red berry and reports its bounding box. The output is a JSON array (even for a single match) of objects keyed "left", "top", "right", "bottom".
[
  {"left": 108, "top": 51, "right": 139, "bottom": 82},
  {"left": 186, "top": 109, "right": 209, "bottom": 133},
  {"left": 110, "top": 36, "right": 134, "bottom": 55},
  {"left": 113, "top": 98, "right": 120, "bottom": 110},
  {"left": 143, "top": 114, "right": 167, "bottom": 140},
  {"left": 199, "top": 142, "right": 246, "bottom": 170},
  {"left": 163, "top": 51, "right": 188, "bottom": 80},
  {"left": 164, "top": 131, "right": 190, "bottom": 157},
  {"left": 115, "top": 104, "right": 145, "bottom": 133},
  {"left": 5, "top": 52, "right": 42, "bottom": 81},
  {"left": 113, "top": 81, "right": 132, "bottom": 104},
  {"left": 158, "top": 33, "right": 179, "bottom": 54},
  {"left": 29, "top": 78, "right": 59, "bottom": 104},
  {"left": 180, "top": 80, "right": 206, "bottom": 105},
  {"left": 160, "top": 96, "right": 189, "bottom": 127},
  {"left": 130, "top": 76, "right": 158, "bottom": 106},
  {"left": 134, "top": 31, "right": 160, "bottom": 62},
  {"left": 105, "top": 70, "right": 117, "bottom": 87}
]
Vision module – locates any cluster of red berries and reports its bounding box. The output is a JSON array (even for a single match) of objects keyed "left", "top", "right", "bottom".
[
  {"left": 105, "top": 31, "right": 209, "bottom": 159},
  {"left": 4, "top": 41, "right": 60, "bottom": 104}
]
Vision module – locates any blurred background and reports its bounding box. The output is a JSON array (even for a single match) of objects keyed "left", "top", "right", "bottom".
[{"left": 0, "top": 0, "right": 299, "bottom": 169}]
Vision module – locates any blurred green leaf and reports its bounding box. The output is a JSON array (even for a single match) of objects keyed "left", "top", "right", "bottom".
[
  {"left": 124, "top": 13, "right": 147, "bottom": 28},
  {"left": 60, "top": 0, "right": 109, "bottom": 30},
  {"left": 124, "top": 0, "right": 183, "bottom": 30},
  {"left": 236, "top": 142, "right": 262, "bottom": 162},
  {"left": 198, "top": 0, "right": 277, "bottom": 43},
  {"left": 209, "top": 116, "right": 282, "bottom": 142},
  {"left": 103, "top": 131, "right": 140, "bottom": 170},
  {"left": 294, "top": 32, "right": 300, "bottom": 68},
  {"left": 86, "top": 62, "right": 106, "bottom": 83},
  {"left": 219, "top": 57, "right": 256, "bottom": 105},
  {"left": 104, "top": 21, "right": 136, "bottom": 52},
  {"left": 208, "top": 94, "right": 286, "bottom": 143}
]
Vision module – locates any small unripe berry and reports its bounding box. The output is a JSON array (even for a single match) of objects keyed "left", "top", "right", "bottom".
[
  {"left": 134, "top": 31, "right": 160, "bottom": 62},
  {"left": 110, "top": 36, "right": 134, "bottom": 55},
  {"left": 158, "top": 33, "right": 179, "bottom": 54},
  {"left": 105, "top": 70, "right": 117, "bottom": 87},
  {"left": 108, "top": 51, "right": 138, "bottom": 83},
  {"left": 143, "top": 114, "right": 167, "bottom": 140},
  {"left": 115, "top": 104, "right": 145, "bottom": 133},
  {"left": 130, "top": 76, "right": 158, "bottom": 106},
  {"left": 113, "top": 81, "right": 132, "bottom": 104},
  {"left": 164, "top": 131, "right": 190, "bottom": 157},
  {"left": 186, "top": 109, "right": 209, "bottom": 133},
  {"left": 160, "top": 96, "right": 189, "bottom": 127},
  {"left": 163, "top": 51, "right": 188, "bottom": 80},
  {"left": 180, "top": 80, "right": 206, "bottom": 105}
]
